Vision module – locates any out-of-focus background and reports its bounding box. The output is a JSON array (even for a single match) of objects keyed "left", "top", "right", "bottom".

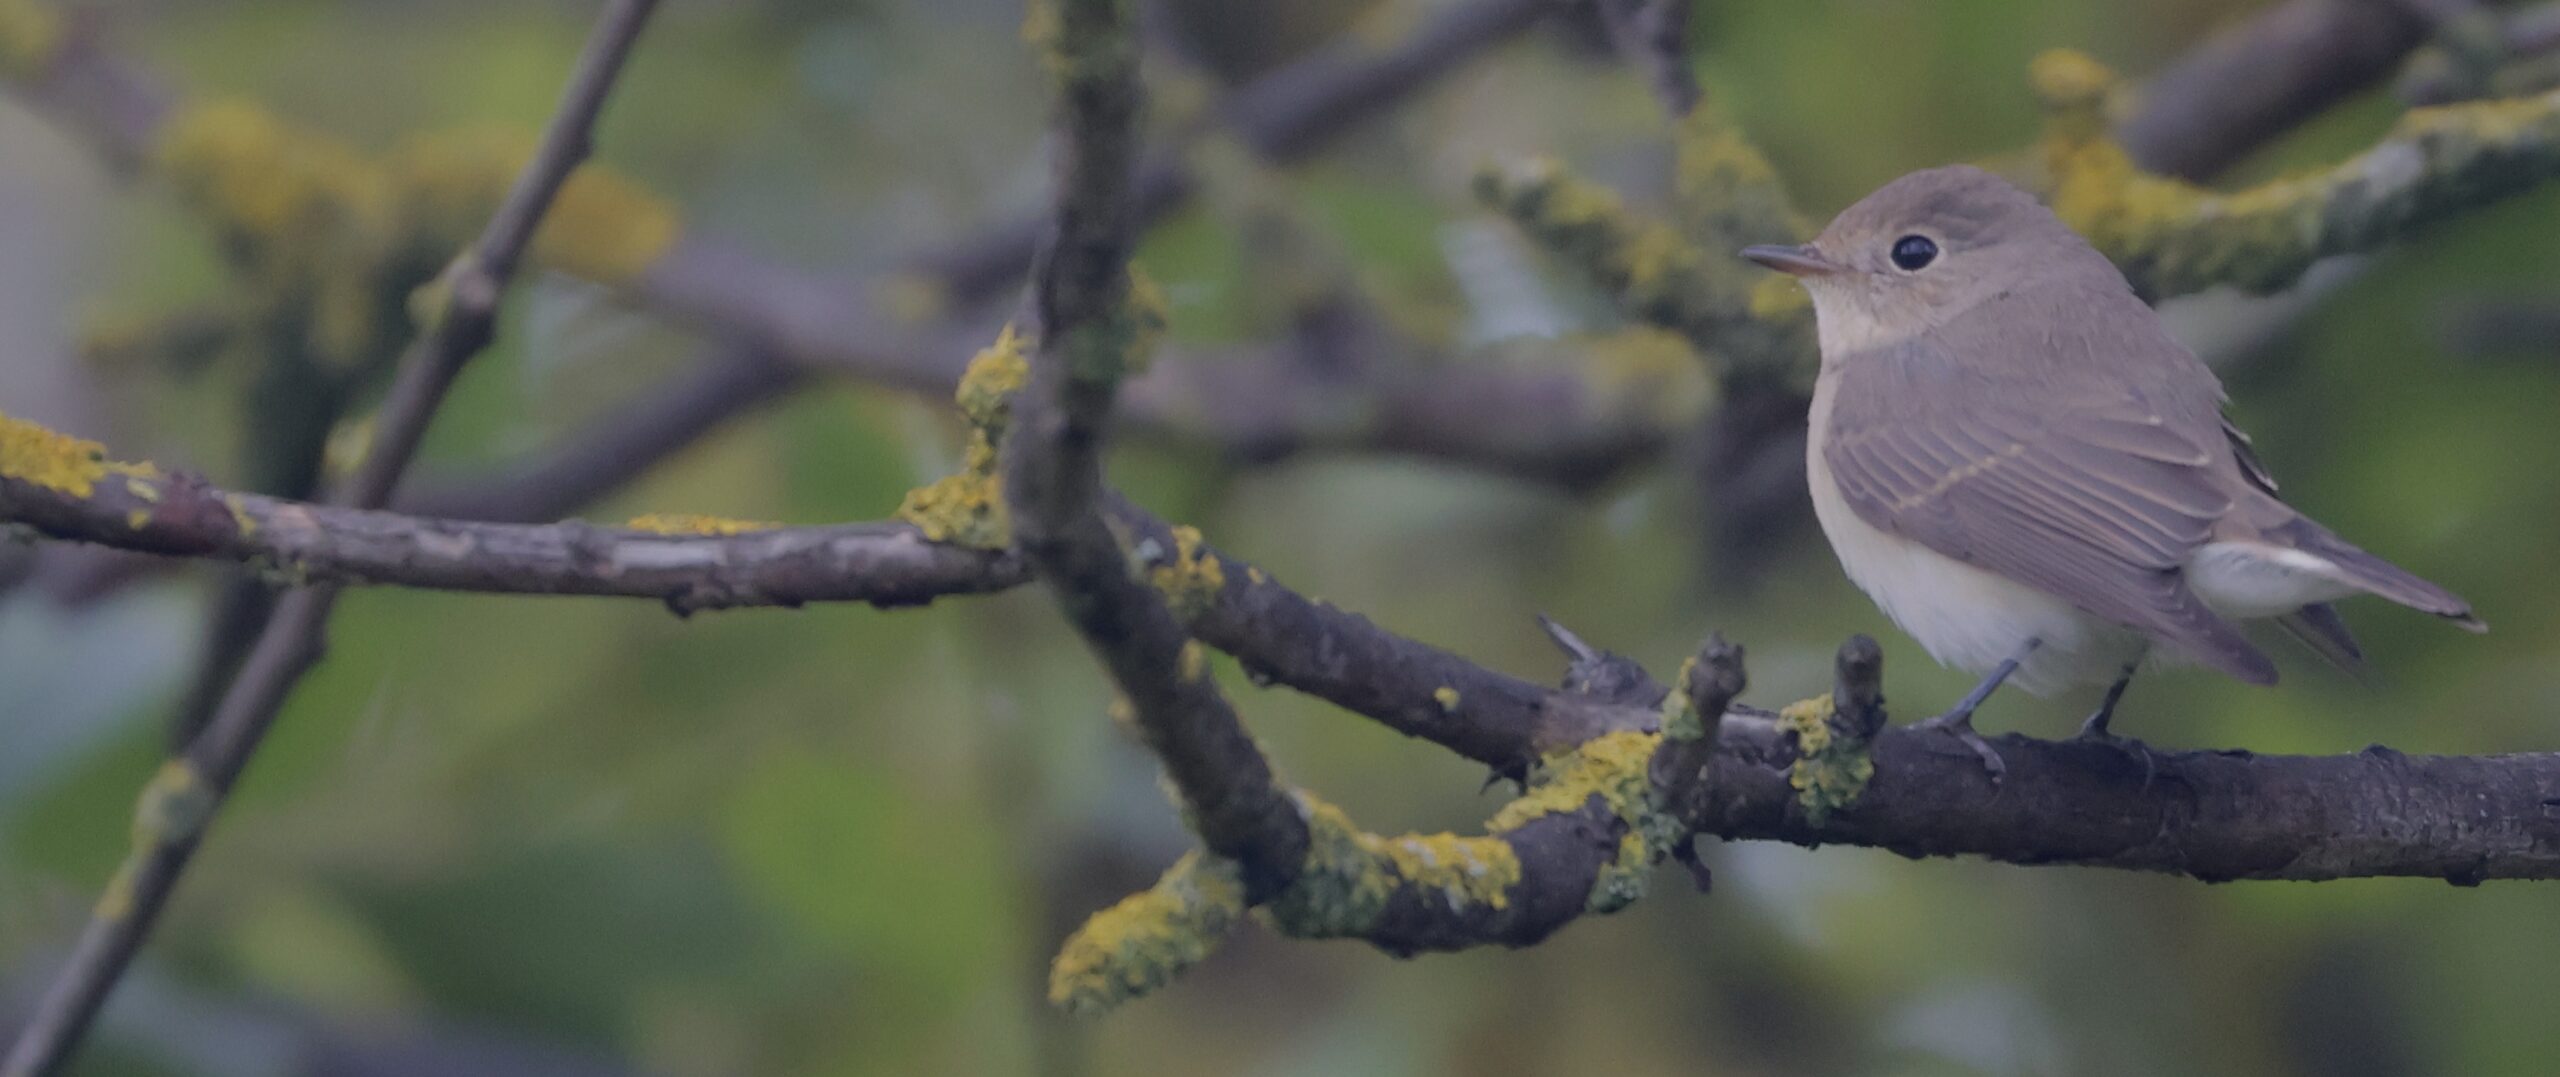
[{"left": 3, "top": 1, "right": 2558, "bottom": 1074}]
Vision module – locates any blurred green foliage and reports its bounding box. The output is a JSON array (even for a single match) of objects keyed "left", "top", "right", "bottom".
[{"left": 2, "top": 1, "right": 2557, "bottom": 1075}]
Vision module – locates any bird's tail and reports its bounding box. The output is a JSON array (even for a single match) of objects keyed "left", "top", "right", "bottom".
[{"left": 2280, "top": 517, "right": 2485, "bottom": 632}]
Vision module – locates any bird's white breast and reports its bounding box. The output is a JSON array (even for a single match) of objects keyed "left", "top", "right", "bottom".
[{"left": 1806, "top": 373, "right": 2150, "bottom": 695}]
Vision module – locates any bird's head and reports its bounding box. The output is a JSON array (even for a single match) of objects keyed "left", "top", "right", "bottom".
[{"left": 1743, "top": 165, "right": 2118, "bottom": 357}]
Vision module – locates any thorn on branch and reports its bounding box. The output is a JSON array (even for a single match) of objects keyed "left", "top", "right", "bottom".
[{"left": 1541, "top": 612, "right": 1668, "bottom": 707}]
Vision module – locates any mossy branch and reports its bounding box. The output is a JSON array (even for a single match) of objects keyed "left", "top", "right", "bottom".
[
  {"left": 1002, "top": 0, "right": 1312, "bottom": 902},
  {"left": 2034, "top": 48, "right": 2560, "bottom": 298}
]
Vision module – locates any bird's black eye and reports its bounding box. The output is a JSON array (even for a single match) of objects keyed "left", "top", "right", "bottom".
[{"left": 1889, "top": 234, "right": 1938, "bottom": 271}]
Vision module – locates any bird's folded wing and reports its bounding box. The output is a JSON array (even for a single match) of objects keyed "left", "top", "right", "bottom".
[{"left": 1823, "top": 345, "right": 2277, "bottom": 684}]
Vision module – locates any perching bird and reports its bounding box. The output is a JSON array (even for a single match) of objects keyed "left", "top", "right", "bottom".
[{"left": 1742, "top": 165, "right": 2482, "bottom": 778}]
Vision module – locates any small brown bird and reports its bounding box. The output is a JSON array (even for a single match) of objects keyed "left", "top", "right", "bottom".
[{"left": 1744, "top": 166, "right": 2481, "bottom": 777}]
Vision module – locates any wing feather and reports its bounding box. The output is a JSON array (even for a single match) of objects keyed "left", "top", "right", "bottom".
[{"left": 1823, "top": 286, "right": 2275, "bottom": 684}]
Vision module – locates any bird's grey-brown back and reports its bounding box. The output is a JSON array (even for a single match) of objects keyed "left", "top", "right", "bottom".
[{"left": 1759, "top": 165, "right": 2477, "bottom": 703}]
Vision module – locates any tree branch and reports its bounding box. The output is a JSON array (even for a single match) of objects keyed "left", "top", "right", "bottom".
[
  {"left": 10, "top": 449, "right": 2560, "bottom": 886},
  {"left": 1002, "top": 0, "right": 1308, "bottom": 900},
  {"left": 0, "top": 5, "right": 663, "bottom": 1073},
  {"left": 2119, "top": 0, "right": 2431, "bottom": 180}
]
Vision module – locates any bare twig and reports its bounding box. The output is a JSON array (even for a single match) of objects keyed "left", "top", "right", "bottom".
[
  {"left": 1594, "top": 0, "right": 1700, "bottom": 117},
  {"left": 2119, "top": 0, "right": 2431, "bottom": 179},
  {"left": 0, "top": 5, "right": 662, "bottom": 1073}
]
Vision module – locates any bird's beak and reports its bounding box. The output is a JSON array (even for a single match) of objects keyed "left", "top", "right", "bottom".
[{"left": 1740, "top": 244, "right": 1843, "bottom": 278}]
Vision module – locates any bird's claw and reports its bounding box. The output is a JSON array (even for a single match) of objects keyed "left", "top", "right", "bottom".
[
  {"left": 1915, "top": 710, "right": 2006, "bottom": 785},
  {"left": 2070, "top": 725, "right": 2159, "bottom": 793}
]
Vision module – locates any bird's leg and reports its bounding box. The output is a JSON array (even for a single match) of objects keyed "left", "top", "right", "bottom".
[
  {"left": 1915, "top": 638, "right": 2039, "bottom": 782},
  {"left": 2074, "top": 662, "right": 2158, "bottom": 790},
  {"left": 2075, "top": 664, "right": 2140, "bottom": 742}
]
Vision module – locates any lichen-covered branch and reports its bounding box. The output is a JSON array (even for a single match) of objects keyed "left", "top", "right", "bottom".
[
  {"left": 0, "top": 418, "right": 1023, "bottom": 612},
  {"left": 1002, "top": 0, "right": 1309, "bottom": 901},
  {"left": 9, "top": 423, "right": 2560, "bottom": 890},
  {"left": 2033, "top": 49, "right": 2560, "bottom": 298},
  {"left": 0, "top": 407, "right": 1639, "bottom": 768}
]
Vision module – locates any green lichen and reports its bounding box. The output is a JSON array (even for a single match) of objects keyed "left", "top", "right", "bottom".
[
  {"left": 1432, "top": 686, "right": 1462, "bottom": 714},
  {"left": 625, "top": 513, "right": 775, "bottom": 536},
  {"left": 1048, "top": 851, "right": 1244, "bottom": 1016},
  {"left": 1778, "top": 694, "right": 1872, "bottom": 827},
  {"left": 897, "top": 328, "right": 1030, "bottom": 549},
  {"left": 1146, "top": 524, "right": 1226, "bottom": 621}
]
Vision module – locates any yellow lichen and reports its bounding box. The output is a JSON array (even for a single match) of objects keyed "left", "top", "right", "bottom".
[
  {"left": 538, "top": 162, "right": 681, "bottom": 282},
  {"left": 156, "top": 99, "right": 394, "bottom": 253},
  {"left": 133, "top": 759, "right": 212, "bottom": 844},
  {"left": 1583, "top": 326, "right": 1716, "bottom": 431},
  {"left": 94, "top": 759, "right": 216, "bottom": 924},
  {"left": 1778, "top": 694, "right": 1872, "bottom": 826},
  {"left": 0, "top": 411, "right": 110, "bottom": 496},
  {"left": 899, "top": 326, "right": 1033, "bottom": 549},
  {"left": 0, "top": 0, "right": 62, "bottom": 77},
  {"left": 1176, "top": 640, "right": 1209, "bottom": 683},
  {"left": 1048, "top": 851, "right": 1245, "bottom": 1016},
  {"left": 1486, "top": 730, "right": 1658, "bottom": 832},
  {"left": 1432, "top": 686, "right": 1461, "bottom": 713},
  {"left": 895, "top": 471, "right": 1010, "bottom": 549},
  {"left": 953, "top": 325, "right": 1031, "bottom": 432},
  {"left": 1483, "top": 729, "right": 1675, "bottom": 914},
  {"left": 1245, "top": 565, "right": 1267, "bottom": 586},
  {"left": 1146, "top": 524, "right": 1226, "bottom": 621},
  {"left": 625, "top": 513, "right": 776, "bottom": 536},
  {"left": 2029, "top": 48, "right": 2117, "bottom": 121},
  {"left": 1261, "top": 791, "right": 1522, "bottom": 939},
  {"left": 1670, "top": 103, "right": 1803, "bottom": 250}
]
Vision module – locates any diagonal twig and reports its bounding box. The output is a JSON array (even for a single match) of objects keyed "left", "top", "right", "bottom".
[{"left": 0, "top": 4, "right": 663, "bottom": 1073}]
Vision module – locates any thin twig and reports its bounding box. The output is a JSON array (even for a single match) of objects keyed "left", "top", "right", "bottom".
[
  {"left": 0, "top": 4, "right": 662, "bottom": 1073},
  {"left": 1595, "top": 0, "right": 1700, "bottom": 117}
]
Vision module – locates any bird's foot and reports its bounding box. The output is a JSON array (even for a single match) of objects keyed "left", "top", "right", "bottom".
[
  {"left": 1914, "top": 709, "right": 2006, "bottom": 785},
  {"left": 2071, "top": 715, "right": 2158, "bottom": 792}
]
